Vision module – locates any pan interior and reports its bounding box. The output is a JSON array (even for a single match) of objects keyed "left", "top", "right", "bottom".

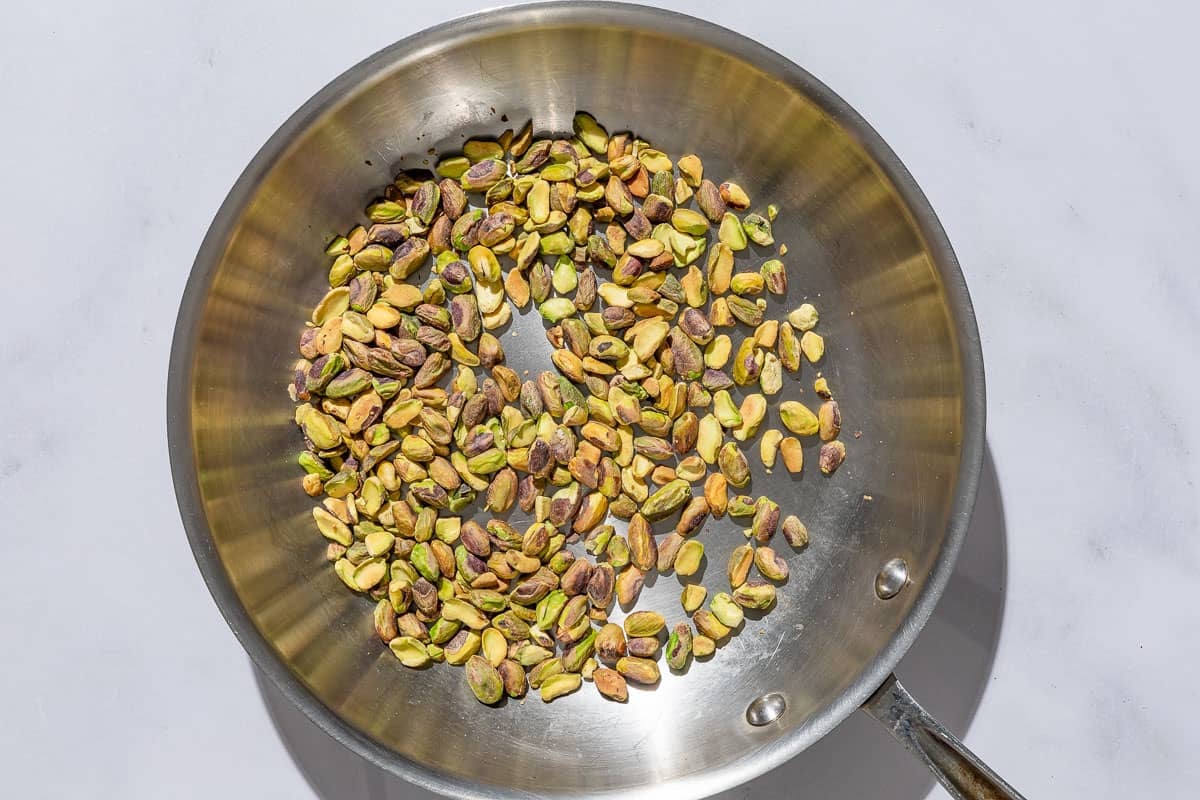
[{"left": 173, "top": 6, "right": 975, "bottom": 798}]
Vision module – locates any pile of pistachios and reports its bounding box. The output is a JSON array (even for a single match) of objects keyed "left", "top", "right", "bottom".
[{"left": 291, "top": 112, "right": 847, "bottom": 706}]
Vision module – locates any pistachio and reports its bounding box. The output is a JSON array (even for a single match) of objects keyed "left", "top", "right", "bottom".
[
  {"left": 818, "top": 440, "right": 846, "bottom": 474},
  {"left": 755, "top": 546, "right": 789, "bottom": 581},
  {"left": 708, "top": 297, "right": 733, "bottom": 327},
  {"left": 695, "top": 179, "right": 726, "bottom": 222},
  {"left": 733, "top": 580, "right": 777, "bottom": 610},
  {"left": 587, "top": 562, "right": 616, "bottom": 610},
  {"left": 615, "top": 656, "right": 660, "bottom": 685},
  {"left": 615, "top": 566, "right": 645, "bottom": 606},
  {"left": 674, "top": 540, "right": 705, "bottom": 576},
  {"left": 625, "top": 636, "right": 659, "bottom": 658},
  {"left": 750, "top": 498, "right": 780, "bottom": 544},
  {"left": 779, "top": 401, "right": 819, "bottom": 436},
  {"left": 624, "top": 513, "right": 656, "bottom": 571},
  {"left": 718, "top": 212, "right": 747, "bottom": 251},
  {"left": 389, "top": 636, "right": 432, "bottom": 668},
  {"left": 734, "top": 394, "right": 767, "bottom": 441},
  {"left": 701, "top": 474, "right": 727, "bottom": 519},
  {"left": 463, "top": 655, "right": 504, "bottom": 705},
  {"left": 786, "top": 324, "right": 820, "bottom": 365},
  {"left": 693, "top": 634, "right": 716, "bottom": 658},
  {"left": 692, "top": 610, "right": 731, "bottom": 641},
  {"left": 779, "top": 436, "right": 804, "bottom": 473},
  {"left": 728, "top": 544, "right": 754, "bottom": 588},
  {"left": 788, "top": 303, "right": 819, "bottom": 331},
  {"left": 710, "top": 592, "right": 744, "bottom": 628},
  {"left": 561, "top": 628, "right": 597, "bottom": 673},
  {"left": 528, "top": 657, "right": 564, "bottom": 689},
  {"left": 818, "top": 400, "right": 842, "bottom": 441},
  {"left": 726, "top": 295, "right": 764, "bottom": 327},
  {"left": 718, "top": 442, "right": 751, "bottom": 488},
  {"left": 680, "top": 585, "right": 708, "bottom": 615},
  {"left": 583, "top": 667, "right": 624, "bottom": 702},
  {"left": 675, "top": 497, "right": 710, "bottom": 537},
  {"left": 697, "top": 414, "right": 724, "bottom": 463},
  {"left": 656, "top": 532, "right": 686, "bottom": 573},
  {"left": 496, "top": 659, "right": 528, "bottom": 698},
  {"left": 540, "top": 672, "right": 582, "bottom": 702},
  {"left": 623, "top": 610, "right": 666, "bottom": 638},
  {"left": 679, "top": 307, "right": 715, "bottom": 346},
  {"left": 719, "top": 181, "right": 750, "bottom": 209},
  {"left": 641, "top": 478, "right": 691, "bottom": 521},
  {"left": 760, "top": 429, "right": 783, "bottom": 468},
  {"left": 781, "top": 515, "right": 809, "bottom": 548}
]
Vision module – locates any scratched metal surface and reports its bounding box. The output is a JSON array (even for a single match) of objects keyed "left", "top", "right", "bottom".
[{"left": 168, "top": 4, "right": 983, "bottom": 798}]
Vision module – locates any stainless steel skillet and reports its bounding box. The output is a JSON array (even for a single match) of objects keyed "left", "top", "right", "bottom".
[{"left": 168, "top": 3, "right": 1022, "bottom": 798}]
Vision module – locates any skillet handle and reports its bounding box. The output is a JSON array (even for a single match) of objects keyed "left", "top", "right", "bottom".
[{"left": 862, "top": 674, "right": 1027, "bottom": 800}]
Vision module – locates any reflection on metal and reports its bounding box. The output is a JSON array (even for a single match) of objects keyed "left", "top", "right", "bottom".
[
  {"left": 746, "top": 693, "right": 787, "bottom": 726},
  {"left": 875, "top": 557, "right": 909, "bottom": 599}
]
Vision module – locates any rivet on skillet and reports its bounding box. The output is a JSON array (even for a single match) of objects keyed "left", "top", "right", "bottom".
[
  {"left": 875, "top": 558, "right": 909, "bottom": 599},
  {"left": 746, "top": 693, "right": 787, "bottom": 726}
]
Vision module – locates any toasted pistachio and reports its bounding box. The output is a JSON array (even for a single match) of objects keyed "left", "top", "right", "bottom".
[
  {"left": 727, "top": 295, "right": 764, "bottom": 328},
  {"left": 593, "top": 667, "right": 628, "bottom": 701},
  {"left": 818, "top": 440, "right": 846, "bottom": 475},
  {"left": 733, "top": 580, "right": 777, "bottom": 610},
  {"left": 718, "top": 212, "right": 747, "bottom": 251},
  {"left": 818, "top": 400, "right": 842, "bottom": 441},
  {"left": 728, "top": 544, "right": 754, "bottom": 588},
  {"left": 389, "top": 636, "right": 432, "bottom": 668},
  {"left": 495, "top": 659, "right": 527, "bottom": 698},
  {"left": 779, "top": 436, "right": 804, "bottom": 474},
  {"left": 692, "top": 610, "right": 731, "bottom": 641},
  {"left": 718, "top": 181, "right": 750, "bottom": 209},
  {"left": 706, "top": 595, "right": 744, "bottom": 634},
  {"left": 675, "top": 497, "right": 710, "bottom": 537},
  {"left": 779, "top": 401, "right": 819, "bottom": 436},
  {"left": 787, "top": 303, "right": 819, "bottom": 331},
  {"left": 795, "top": 328, "right": 824, "bottom": 364},
  {"left": 760, "top": 429, "right": 784, "bottom": 468},
  {"left": 708, "top": 297, "right": 733, "bottom": 327},
  {"left": 751, "top": 498, "right": 781, "bottom": 544},
  {"left": 615, "top": 566, "right": 645, "bottom": 606},
  {"left": 656, "top": 532, "right": 686, "bottom": 573},
  {"left": 587, "top": 562, "right": 616, "bottom": 610},
  {"left": 615, "top": 656, "right": 660, "bottom": 685},
  {"left": 718, "top": 442, "right": 751, "bottom": 488},
  {"left": 561, "top": 558, "right": 594, "bottom": 597},
  {"left": 540, "top": 672, "right": 582, "bottom": 702},
  {"left": 464, "top": 655, "right": 504, "bottom": 705},
  {"left": 694, "top": 476, "right": 724, "bottom": 522},
  {"left": 621, "top": 610, "right": 665, "bottom": 638},
  {"left": 780, "top": 516, "right": 810, "bottom": 550},
  {"left": 755, "top": 546, "right": 790, "bottom": 581},
  {"left": 681, "top": 585, "right": 705, "bottom": 618},
  {"left": 673, "top": 540, "right": 705, "bottom": 576},
  {"left": 625, "top": 636, "right": 659, "bottom": 658},
  {"left": 734, "top": 394, "right": 767, "bottom": 441},
  {"left": 641, "top": 479, "right": 692, "bottom": 521},
  {"left": 695, "top": 414, "right": 723, "bottom": 465}
]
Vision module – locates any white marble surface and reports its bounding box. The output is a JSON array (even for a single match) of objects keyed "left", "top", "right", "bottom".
[{"left": 1, "top": 0, "right": 1197, "bottom": 797}]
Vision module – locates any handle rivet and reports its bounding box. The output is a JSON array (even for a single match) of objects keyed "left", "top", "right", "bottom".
[
  {"left": 746, "top": 693, "right": 787, "bottom": 726},
  {"left": 875, "top": 558, "right": 908, "bottom": 599}
]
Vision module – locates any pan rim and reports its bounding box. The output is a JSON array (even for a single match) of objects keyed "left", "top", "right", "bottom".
[{"left": 167, "top": 3, "right": 986, "bottom": 798}]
